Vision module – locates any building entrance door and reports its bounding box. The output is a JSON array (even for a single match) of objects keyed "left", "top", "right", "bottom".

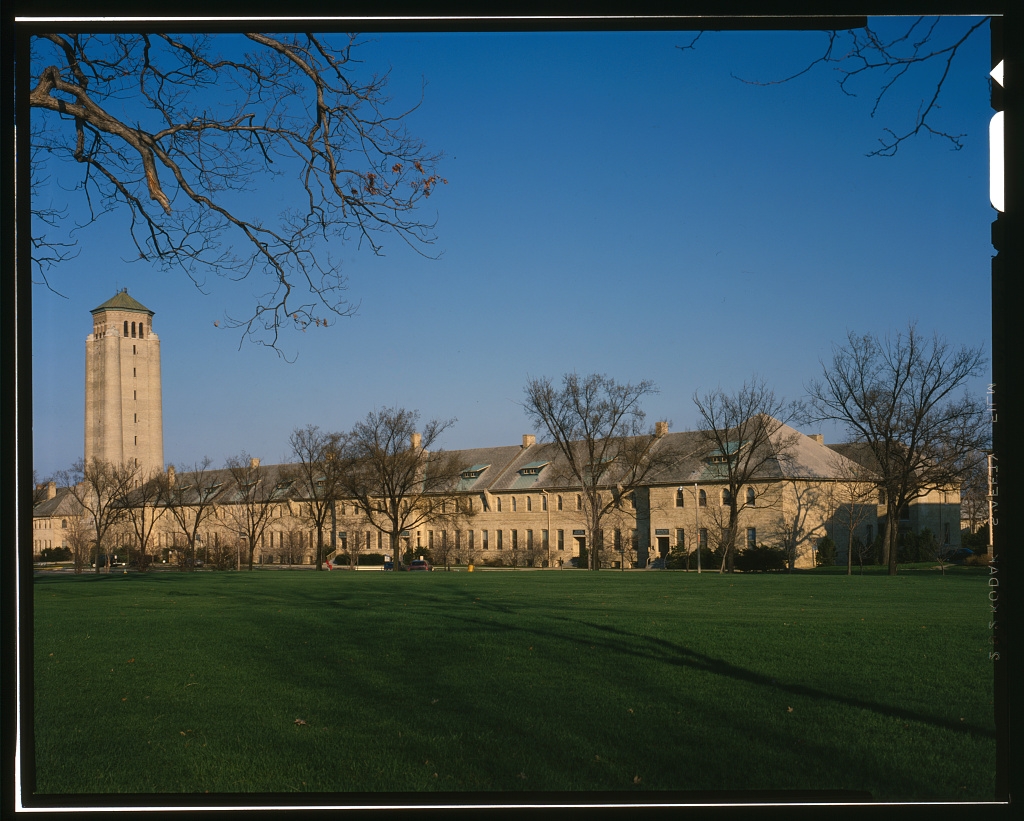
[{"left": 574, "top": 535, "right": 586, "bottom": 567}]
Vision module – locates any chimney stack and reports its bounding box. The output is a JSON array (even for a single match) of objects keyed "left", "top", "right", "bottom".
[
  {"left": 809, "top": 433, "right": 824, "bottom": 445},
  {"left": 522, "top": 434, "right": 536, "bottom": 448},
  {"left": 411, "top": 432, "right": 422, "bottom": 450},
  {"left": 655, "top": 421, "right": 669, "bottom": 438},
  {"left": 46, "top": 481, "right": 56, "bottom": 500},
  {"left": 250, "top": 457, "right": 260, "bottom": 469}
]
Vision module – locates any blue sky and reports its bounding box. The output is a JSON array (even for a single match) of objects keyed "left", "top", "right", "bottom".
[{"left": 31, "top": 20, "right": 995, "bottom": 478}]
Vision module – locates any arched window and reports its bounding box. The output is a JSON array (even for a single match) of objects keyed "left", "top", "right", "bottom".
[
  {"left": 139, "top": 324, "right": 144, "bottom": 338},
  {"left": 576, "top": 494, "right": 583, "bottom": 510},
  {"left": 131, "top": 321, "right": 137, "bottom": 338},
  {"left": 557, "top": 495, "right": 563, "bottom": 511},
  {"left": 746, "top": 487, "right": 756, "bottom": 506},
  {"left": 698, "top": 489, "right": 707, "bottom": 507},
  {"left": 722, "top": 489, "right": 732, "bottom": 505},
  {"left": 526, "top": 496, "right": 532, "bottom": 512},
  {"left": 675, "top": 488, "right": 685, "bottom": 507},
  {"left": 123, "top": 320, "right": 129, "bottom": 336},
  {"left": 511, "top": 496, "right": 517, "bottom": 512},
  {"left": 496, "top": 497, "right": 502, "bottom": 512}
]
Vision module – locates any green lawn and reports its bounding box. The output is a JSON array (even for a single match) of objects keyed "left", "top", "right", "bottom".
[{"left": 32, "top": 568, "right": 997, "bottom": 800}]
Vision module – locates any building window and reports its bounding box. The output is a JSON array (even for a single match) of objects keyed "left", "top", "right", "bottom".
[
  {"left": 542, "top": 495, "right": 548, "bottom": 511},
  {"left": 614, "top": 529, "right": 622, "bottom": 550},
  {"left": 676, "top": 488, "right": 684, "bottom": 507},
  {"left": 496, "top": 497, "right": 502, "bottom": 513},
  {"left": 746, "top": 487, "right": 756, "bottom": 506},
  {"left": 557, "top": 529, "right": 564, "bottom": 551},
  {"left": 557, "top": 495, "right": 563, "bottom": 511},
  {"left": 511, "top": 530, "right": 518, "bottom": 550},
  {"left": 511, "top": 496, "right": 517, "bottom": 512},
  {"left": 699, "top": 528, "right": 708, "bottom": 549},
  {"left": 747, "top": 528, "right": 757, "bottom": 549},
  {"left": 527, "top": 530, "right": 534, "bottom": 550},
  {"left": 133, "top": 345, "right": 136, "bottom": 355},
  {"left": 676, "top": 528, "right": 685, "bottom": 549},
  {"left": 482, "top": 530, "right": 489, "bottom": 551},
  {"left": 469, "top": 530, "right": 475, "bottom": 550},
  {"left": 699, "top": 489, "right": 707, "bottom": 507},
  {"left": 123, "top": 320, "right": 128, "bottom": 336},
  {"left": 497, "top": 530, "right": 503, "bottom": 550},
  {"left": 526, "top": 496, "right": 532, "bottom": 512},
  {"left": 132, "top": 322, "right": 137, "bottom": 338},
  {"left": 576, "top": 494, "right": 582, "bottom": 510},
  {"left": 722, "top": 489, "right": 732, "bottom": 506},
  {"left": 879, "top": 490, "right": 886, "bottom": 505},
  {"left": 139, "top": 324, "right": 144, "bottom": 339},
  {"left": 542, "top": 529, "right": 549, "bottom": 550}
]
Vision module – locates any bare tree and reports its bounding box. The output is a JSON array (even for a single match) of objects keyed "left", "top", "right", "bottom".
[
  {"left": 338, "top": 407, "right": 468, "bottom": 570},
  {"left": 692, "top": 376, "right": 803, "bottom": 573},
  {"left": 692, "top": 16, "right": 990, "bottom": 157},
  {"left": 523, "top": 373, "right": 672, "bottom": 570},
  {"left": 163, "top": 458, "right": 220, "bottom": 570},
  {"left": 30, "top": 33, "right": 446, "bottom": 353},
  {"left": 65, "top": 514, "right": 92, "bottom": 575},
  {"left": 223, "top": 454, "right": 277, "bottom": 571},
  {"left": 289, "top": 425, "right": 346, "bottom": 571},
  {"left": 958, "top": 449, "right": 991, "bottom": 541},
  {"left": 55, "top": 457, "right": 139, "bottom": 572},
  {"left": 112, "top": 467, "right": 169, "bottom": 571},
  {"left": 824, "top": 450, "right": 881, "bottom": 576},
  {"left": 807, "top": 323, "right": 989, "bottom": 576}
]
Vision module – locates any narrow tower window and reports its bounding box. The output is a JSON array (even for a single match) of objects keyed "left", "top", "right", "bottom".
[
  {"left": 123, "top": 321, "right": 128, "bottom": 336},
  {"left": 139, "top": 324, "right": 144, "bottom": 339},
  {"left": 132, "top": 322, "right": 137, "bottom": 338}
]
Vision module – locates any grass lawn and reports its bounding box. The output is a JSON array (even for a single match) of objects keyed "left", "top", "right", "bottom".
[{"left": 31, "top": 567, "right": 996, "bottom": 801}]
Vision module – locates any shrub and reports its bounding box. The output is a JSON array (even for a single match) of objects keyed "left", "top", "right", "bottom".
[
  {"left": 815, "top": 536, "right": 837, "bottom": 567},
  {"left": 734, "top": 544, "right": 787, "bottom": 573}
]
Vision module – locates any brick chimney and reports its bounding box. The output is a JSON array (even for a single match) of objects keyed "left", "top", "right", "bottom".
[
  {"left": 411, "top": 432, "right": 422, "bottom": 450},
  {"left": 522, "top": 434, "right": 536, "bottom": 448},
  {"left": 46, "top": 481, "right": 56, "bottom": 500},
  {"left": 250, "top": 457, "right": 260, "bottom": 469},
  {"left": 655, "top": 421, "right": 669, "bottom": 438},
  {"left": 809, "top": 433, "right": 824, "bottom": 445}
]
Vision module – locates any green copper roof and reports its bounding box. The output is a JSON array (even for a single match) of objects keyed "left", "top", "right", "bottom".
[{"left": 91, "top": 289, "right": 154, "bottom": 315}]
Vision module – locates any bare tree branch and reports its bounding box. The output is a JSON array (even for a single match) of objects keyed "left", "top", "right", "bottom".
[{"left": 30, "top": 33, "right": 446, "bottom": 354}]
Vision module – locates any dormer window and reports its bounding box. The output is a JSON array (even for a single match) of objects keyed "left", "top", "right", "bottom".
[
  {"left": 518, "top": 461, "right": 549, "bottom": 476},
  {"left": 461, "top": 464, "right": 490, "bottom": 480}
]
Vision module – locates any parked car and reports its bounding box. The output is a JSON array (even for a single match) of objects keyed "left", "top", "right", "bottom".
[
  {"left": 408, "top": 559, "right": 432, "bottom": 572},
  {"left": 382, "top": 560, "right": 394, "bottom": 571}
]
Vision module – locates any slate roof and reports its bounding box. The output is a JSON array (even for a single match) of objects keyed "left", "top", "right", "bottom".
[
  {"left": 91, "top": 289, "right": 155, "bottom": 316},
  {"left": 33, "top": 487, "right": 84, "bottom": 518}
]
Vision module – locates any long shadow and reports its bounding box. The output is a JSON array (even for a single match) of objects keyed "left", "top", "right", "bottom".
[{"left": 436, "top": 603, "right": 995, "bottom": 741}]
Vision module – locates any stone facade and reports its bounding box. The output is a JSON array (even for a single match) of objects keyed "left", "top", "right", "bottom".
[
  {"left": 33, "top": 293, "right": 962, "bottom": 569},
  {"left": 85, "top": 289, "right": 164, "bottom": 478}
]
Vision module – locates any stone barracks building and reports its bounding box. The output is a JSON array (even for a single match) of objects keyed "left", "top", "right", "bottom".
[{"left": 32, "top": 292, "right": 961, "bottom": 569}]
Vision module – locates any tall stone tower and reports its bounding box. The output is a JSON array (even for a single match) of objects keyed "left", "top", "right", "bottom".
[{"left": 84, "top": 289, "right": 164, "bottom": 477}]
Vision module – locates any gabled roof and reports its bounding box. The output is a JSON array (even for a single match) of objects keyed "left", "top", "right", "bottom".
[
  {"left": 32, "top": 487, "right": 84, "bottom": 518},
  {"left": 91, "top": 289, "right": 154, "bottom": 316}
]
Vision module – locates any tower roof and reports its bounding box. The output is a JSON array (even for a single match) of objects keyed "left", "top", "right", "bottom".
[{"left": 91, "top": 288, "right": 154, "bottom": 316}]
